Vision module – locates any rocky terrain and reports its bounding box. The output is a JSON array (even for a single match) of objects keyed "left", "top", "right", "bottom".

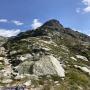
[{"left": 0, "top": 19, "right": 90, "bottom": 90}]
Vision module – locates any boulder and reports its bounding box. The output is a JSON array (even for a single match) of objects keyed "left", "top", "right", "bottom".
[
  {"left": 15, "top": 61, "right": 34, "bottom": 74},
  {"left": 0, "top": 57, "right": 4, "bottom": 61},
  {"left": 24, "top": 80, "right": 31, "bottom": 86},
  {"left": 17, "top": 54, "right": 33, "bottom": 61},
  {"left": 70, "top": 57, "right": 77, "bottom": 61},
  {"left": 74, "top": 65, "right": 90, "bottom": 75},
  {"left": 33, "top": 55, "right": 65, "bottom": 77},
  {"left": 76, "top": 55, "right": 88, "bottom": 61},
  {"left": 0, "top": 47, "right": 6, "bottom": 56},
  {"left": 14, "top": 74, "right": 25, "bottom": 80},
  {"left": 10, "top": 50, "right": 17, "bottom": 55},
  {"left": 1, "top": 78, "right": 13, "bottom": 84}
]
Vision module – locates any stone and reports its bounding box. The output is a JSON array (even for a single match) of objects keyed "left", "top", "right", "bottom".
[
  {"left": 76, "top": 55, "right": 88, "bottom": 61},
  {"left": 33, "top": 55, "right": 65, "bottom": 77},
  {"left": 41, "top": 47, "right": 51, "bottom": 52},
  {"left": 0, "top": 47, "right": 6, "bottom": 55},
  {"left": 24, "top": 80, "right": 31, "bottom": 86},
  {"left": 80, "top": 67, "right": 90, "bottom": 75},
  {"left": 2, "top": 78, "right": 13, "bottom": 84},
  {"left": 74, "top": 65, "right": 90, "bottom": 75},
  {"left": 70, "top": 57, "right": 77, "bottom": 61},
  {"left": 18, "top": 54, "right": 33, "bottom": 61},
  {"left": 10, "top": 51, "right": 17, "bottom": 55},
  {"left": 0, "top": 57, "right": 4, "bottom": 61},
  {"left": 15, "top": 61, "right": 34, "bottom": 74},
  {"left": 14, "top": 74, "right": 25, "bottom": 80},
  {"left": 4, "top": 58, "right": 10, "bottom": 65},
  {"left": 54, "top": 81, "right": 59, "bottom": 84}
]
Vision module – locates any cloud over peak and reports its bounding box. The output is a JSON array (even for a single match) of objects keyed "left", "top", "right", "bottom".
[{"left": 31, "top": 19, "right": 42, "bottom": 29}]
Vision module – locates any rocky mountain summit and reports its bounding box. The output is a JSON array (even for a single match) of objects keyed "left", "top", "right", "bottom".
[{"left": 0, "top": 19, "right": 90, "bottom": 89}]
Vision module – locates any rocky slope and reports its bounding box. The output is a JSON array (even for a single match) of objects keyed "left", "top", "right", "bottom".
[{"left": 0, "top": 19, "right": 90, "bottom": 89}]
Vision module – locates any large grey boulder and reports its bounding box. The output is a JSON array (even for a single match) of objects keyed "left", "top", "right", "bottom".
[{"left": 33, "top": 55, "right": 65, "bottom": 77}]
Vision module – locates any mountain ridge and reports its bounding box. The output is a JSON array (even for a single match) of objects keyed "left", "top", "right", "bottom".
[{"left": 6, "top": 19, "right": 90, "bottom": 43}]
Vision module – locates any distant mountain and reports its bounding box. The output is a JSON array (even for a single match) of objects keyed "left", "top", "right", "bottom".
[{"left": 0, "top": 19, "right": 90, "bottom": 89}]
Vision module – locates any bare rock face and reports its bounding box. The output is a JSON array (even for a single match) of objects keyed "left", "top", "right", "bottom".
[{"left": 33, "top": 55, "right": 65, "bottom": 77}]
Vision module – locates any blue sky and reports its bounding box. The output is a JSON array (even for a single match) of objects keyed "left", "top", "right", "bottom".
[{"left": 0, "top": 0, "right": 90, "bottom": 37}]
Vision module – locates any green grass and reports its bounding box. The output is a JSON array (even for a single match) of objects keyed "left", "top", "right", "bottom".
[{"left": 66, "top": 67, "right": 90, "bottom": 87}]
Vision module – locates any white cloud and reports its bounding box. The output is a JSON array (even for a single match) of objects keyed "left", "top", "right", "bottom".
[
  {"left": 82, "top": 0, "right": 90, "bottom": 6},
  {"left": 0, "top": 29, "right": 21, "bottom": 37},
  {"left": 83, "top": 6, "right": 90, "bottom": 12},
  {"left": 81, "top": 0, "right": 90, "bottom": 13},
  {"left": 11, "top": 20, "right": 24, "bottom": 26},
  {"left": 31, "top": 19, "right": 42, "bottom": 29},
  {"left": 82, "top": 0, "right": 90, "bottom": 12},
  {"left": 0, "top": 19, "right": 24, "bottom": 26},
  {"left": 76, "top": 0, "right": 90, "bottom": 13},
  {"left": 0, "top": 19, "right": 8, "bottom": 23}
]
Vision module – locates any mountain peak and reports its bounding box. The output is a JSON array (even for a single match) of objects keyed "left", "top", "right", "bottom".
[{"left": 42, "top": 19, "right": 63, "bottom": 29}]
